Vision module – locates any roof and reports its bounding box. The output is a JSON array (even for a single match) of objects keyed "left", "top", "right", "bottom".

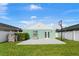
[
  {"left": 27, "top": 23, "right": 53, "bottom": 30},
  {"left": 56, "top": 24, "right": 79, "bottom": 32},
  {"left": 0, "top": 23, "right": 22, "bottom": 32}
]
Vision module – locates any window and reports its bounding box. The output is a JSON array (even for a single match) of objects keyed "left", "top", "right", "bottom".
[
  {"left": 48, "top": 32, "right": 50, "bottom": 38},
  {"left": 45, "top": 32, "right": 47, "bottom": 38},
  {"left": 33, "top": 30, "right": 38, "bottom": 36}
]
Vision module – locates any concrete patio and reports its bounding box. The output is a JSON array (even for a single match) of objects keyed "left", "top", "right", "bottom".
[{"left": 17, "top": 39, "right": 65, "bottom": 45}]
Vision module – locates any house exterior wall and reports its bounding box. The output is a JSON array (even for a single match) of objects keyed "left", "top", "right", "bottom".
[
  {"left": 58, "top": 31, "right": 74, "bottom": 40},
  {"left": 24, "top": 29, "right": 55, "bottom": 39},
  {"left": 0, "top": 31, "right": 14, "bottom": 42},
  {"left": 65, "top": 31, "right": 74, "bottom": 40},
  {"left": 57, "top": 31, "right": 79, "bottom": 41},
  {"left": 74, "top": 31, "right": 79, "bottom": 41}
]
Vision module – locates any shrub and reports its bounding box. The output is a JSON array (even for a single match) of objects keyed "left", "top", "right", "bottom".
[
  {"left": 25, "top": 33, "right": 30, "bottom": 39},
  {"left": 15, "top": 33, "right": 30, "bottom": 41}
]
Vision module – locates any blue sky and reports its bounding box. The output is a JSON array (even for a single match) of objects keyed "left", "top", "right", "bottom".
[{"left": 0, "top": 3, "right": 79, "bottom": 29}]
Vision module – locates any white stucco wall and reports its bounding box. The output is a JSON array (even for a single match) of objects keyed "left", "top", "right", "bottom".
[
  {"left": 0, "top": 31, "right": 14, "bottom": 42},
  {"left": 57, "top": 30, "right": 79, "bottom": 41},
  {"left": 57, "top": 31, "right": 73, "bottom": 40},
  {"left": 74, "top": 31, "right": 79, "bottom": 41},
  {"left": 63, "top": 31, "right": 74, "bottom": 40}
]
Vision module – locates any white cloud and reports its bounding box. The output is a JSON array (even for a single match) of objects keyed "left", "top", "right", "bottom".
[
  {"left": 20, "top": 20, "right": 59, "bottom": 29},
  {"left": 47, "top": 23, "right": 60, "bottom": 29},
  {"left": 0, "top": 3, "right": 8, "bottom": 15},
  {"left": 0, "top": 3, "right": 9, "bottom": 20},
  {"left": 26, "top": 4, "right": 43, "bottom": 10},
  {"left": 64, "top": 19, "right": 77, "bottom": 22},
  {"left": 44, "top": 16, "right": 51, "bottom": 19},
  {"left": 30, "top": 4, "right": 42, "bottom": 10},
  {"left": 0, "top": 3, "right": 8, "bottom": 6},
  {"left": 20, "top": 20, "right": 36, "bottom": 29},
  {"left": 0, "top": 16, "right": 10, "bottom": 20},
  {"left": 20, "top": 20, "right": 35, "bottom": 25},
  {"left": 47, "top": 23, "right": 54, "bottom": 27},
  {"left": 20, "top": 16, "right": 38, "bottom": 28},
  {"left": 62, "top": 23, "right": 74, "bottom": 28},
  {"left": 63, "top": 9, "right": 79, "bottom": 15},
  {"left": 30, "top": 16, "right": 37, "bottom": 19},
  {"left": 19, "top": 16, "right": 59, "bottom": 29}
]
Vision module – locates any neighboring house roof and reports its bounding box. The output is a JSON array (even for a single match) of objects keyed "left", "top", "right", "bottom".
[
  {"left": 27, "top": 23, "right": 53, "bottom": 30},
  {"left": 56, "top": 24, "right": 79, "bottom": 32},
  {"left": 0, "top": 23, "right": 22, "bottom": 32}
]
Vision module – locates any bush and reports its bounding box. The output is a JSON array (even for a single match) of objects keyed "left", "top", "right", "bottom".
[
  {"left": 25, "top": 33, "right": 30, "bottom": 39},
  {"left": 15, "top": 33, "right": 30, "bottom": 41}
]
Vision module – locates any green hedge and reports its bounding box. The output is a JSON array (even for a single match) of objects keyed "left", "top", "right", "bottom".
[{"left": 15, "top": 33, "right": 30, "bottom": 41}]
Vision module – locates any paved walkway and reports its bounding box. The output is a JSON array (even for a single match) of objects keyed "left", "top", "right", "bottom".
[{"left": 17, "top": 39, "right": 65, "bottom": 45}]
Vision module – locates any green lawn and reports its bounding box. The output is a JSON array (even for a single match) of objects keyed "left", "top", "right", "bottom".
[{"left": 0, "top": 39, "right": 79, "bottom": 56}]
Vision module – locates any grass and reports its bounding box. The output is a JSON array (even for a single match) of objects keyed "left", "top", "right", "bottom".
[{"left": 0, "top": 39, "right": 79, "bottom": 56}]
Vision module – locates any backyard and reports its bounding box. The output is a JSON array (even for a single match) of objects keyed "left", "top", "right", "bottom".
[{"left": 0, "top": 39, "right": 79, "bottom": 56}]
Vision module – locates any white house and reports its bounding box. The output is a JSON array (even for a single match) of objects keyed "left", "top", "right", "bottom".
[
  {"left": 0, "top": 23, "right": 22, "bottom": 42},
  {"left": 57, "top": 24, "right": 79, "bottom": 41},
  {"left": 23, "top": 23, "right": 56, "bottom": 39}
]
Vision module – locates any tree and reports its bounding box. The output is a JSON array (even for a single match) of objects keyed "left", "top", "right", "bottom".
[{"left": 58, "top": 20, "right": 63, "bottom": 41}]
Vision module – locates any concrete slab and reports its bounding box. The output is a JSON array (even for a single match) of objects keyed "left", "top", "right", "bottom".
[{"left": 17, "top": 39, "right": 65, "bottom": 45}]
